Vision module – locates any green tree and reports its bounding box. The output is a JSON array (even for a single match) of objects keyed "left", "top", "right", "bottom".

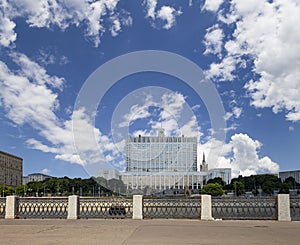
[
  {"left": 15, "top": 185, "right": 27, "bottom": 196},
  {"left": 201, "top": 183, "right": 224, "bottom": 196},
  {"left": 284, "top": 177, "right": 296, "bottom": 189},
  {"left": 233, "top": 181, "right": 245, "bottom": 196},
  {"left": 27, "top": 181, "right": 44, "bottom": 196},
  {"left": 279, "top": 183, "right": 290, "bottom": 194},
  {"left": 262, "top": 180, "right": 274, "bottom": 195},
  {"left": 207, "top": 177, "right": 226, "bottom": 187},
  {"left": 0, "top": 185, "right": 14, "bottom": 196}
]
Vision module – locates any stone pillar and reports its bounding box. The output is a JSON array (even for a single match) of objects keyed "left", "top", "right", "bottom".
[
  {"left": 5, "top": 195, "right": 18, "bottom": 219},
  {"left": 201, "top": 195, "right": 213, "bottom": 221},
  {"left": 133, "top": 195, "right": 143, "bottom": 220},
  {"left": 67, "top": 195, "right": 79, "bottom": 219},
  {"left": 278, "top": 194, "right": 291, "bottom": 221}
]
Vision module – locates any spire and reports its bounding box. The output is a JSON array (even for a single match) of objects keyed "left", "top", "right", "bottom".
[
  {"left": 202, "top": 152, "right": 206, "bottom": 164},
  {"left": 201, "top": 152, "right": 208, "bottom": 172}
]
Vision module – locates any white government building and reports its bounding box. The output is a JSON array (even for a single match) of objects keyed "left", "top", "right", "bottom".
[{"left": 99, "top": 129, "right": 231, "bottom": 193}]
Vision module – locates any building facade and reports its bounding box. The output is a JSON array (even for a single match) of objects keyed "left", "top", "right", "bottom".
[
  {"left": 121, "top": 131, "right": 231, "bottom": 193},
  {"left": 0, "top": 151, "right": 23, "bottom": 187},
  {"left": 279, "top": 170, "right": 300, "bottom": 184},
  {"left": 23, "top": 173, "right": 52, "bottom": 185},
  {"left": 126, "top": 133, "right": 197, "bottom": 172},
  {"left": 206, "top": 168, "right": 231, "bottom": 185},
  {"left": 98, "top": 169, "right": 120, "bottom": 180}
]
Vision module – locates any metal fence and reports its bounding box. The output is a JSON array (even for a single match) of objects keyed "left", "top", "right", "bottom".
[
  {"left": 143, "top": 197, "right": 201, "bottom": 219},
  {"left": 0, "top": 198, "right": 5, "bottom": 219},
  {"left": 18, "top": 197, "right": 68, "bottom": 219},
  {"left": 80, "top": 197, "right": 133, "bottom": 219},
  {"left": 290, "top": 197, "right": 300, "bottom": 221},
  {"left": 212, "top": 197, "right": 278, "bottom": 220},
  {"left": 2, "top": 195, "right": 299, "bottom": 220}
]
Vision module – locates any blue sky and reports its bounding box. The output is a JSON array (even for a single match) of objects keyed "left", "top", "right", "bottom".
[{"left": 0, "top": 0, "right": 300, "bottom": 178}]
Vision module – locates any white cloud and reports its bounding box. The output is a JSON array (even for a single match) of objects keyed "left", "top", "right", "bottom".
[
  {"left": 0, "top": 13, "right": 16, "bottom": 47},
  {"left": 145, "top": 0, "right": 157, "bottom": 19},
  {"left": 144, "top": 0, "right": 182, "bottom": 29},
  {"left": 230, "top": 133, "right": 279, "bottom": 177},
  {"left": 117, "top": 90, "right": 200, "bottom": 139},
  {"left": 232, "top": 106, "right": 242, "bottom": 118},
  {"left": 0, "top": 0, "right": 132, "bottom": 47},
  {"left": 110, "top": 18, "right": 121, "bottom": 37},
  {"left": 0, "top": 55, "right": 63, "bottom": 126},
  {"left": 42, "top": 168, "right": 51, "bottom": 175},
  {"left": 157, "top": 6, "right": 181, "bottom": 30},
  {"left": 205, "top": 56, "right": 238, "bottom": 81},
  {"left": 0, "top": 53, "right": 123, "bottom": 167},
  {"left": 206, "top": 0, "right": 300, "bottom": 121},
  {"left": 203, "top": 24, "right": 224, "bottom": 57},
  {"left": 200, "top": 133, "right": 279, "bottom": 177},
  {"left": 202, "top": 0, "right": 224, "bottom": 12},
  {"left": 37, "top": 48, "right": 69, "bottom": 66}
]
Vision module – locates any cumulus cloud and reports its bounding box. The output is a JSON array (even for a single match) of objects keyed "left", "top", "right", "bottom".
[
  {"left": 205, "top": 0, "right": 300, "bottom": 121},
  {"left": 42, "top": 168, "right": 51, "bottom": 175},
  {"left": 0, "top": 13, "right": 17, "bottom": 47},
  {"left": 205, "top": 55, "right": 239, "bottom": 81},
  {"left": 230, "top": 133, "right": 279, "bottom": 176},
  {"left": 144, "top": 0, "right": 182, "bottom": 29},
  {"left": 113, "top": 88, "right": 202, "bottom": 140},
  {"left": 145, "top": 0, "right": 157, "bottom": 19},
  {"left": 203, "top": 24, "right": 224, "bottom": 57},
  {"left": 0, "top": 53, "right": 122, "bottom": 167},
  {"left": 0, "top": 0, "right": 132, "bottom": 47},
  {"left": 0, "top": 54, "right": 63, "bottom": 126},
  {"left": 200, "top": 133, "right": 279, "bottom": 177},
  {"left": 202, "top": 0, "right": 224, "bottom": 12},
  {"left": 157, "top": 6, "right": 181, "bottom": 30}
]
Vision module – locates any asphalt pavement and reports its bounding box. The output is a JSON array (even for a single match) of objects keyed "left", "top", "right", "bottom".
[{"left": 0, "top": 219, "right": 299, "bottom": 245}]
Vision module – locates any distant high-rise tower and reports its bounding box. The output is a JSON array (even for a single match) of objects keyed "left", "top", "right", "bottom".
[{"left": 200, "top": 152, "right": 208, "bottom": 172}]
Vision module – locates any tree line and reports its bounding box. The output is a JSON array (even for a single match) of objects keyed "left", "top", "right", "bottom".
[
  {"left": 1, "top": 174, "right": 299, "bottom": 197},
  {"left": 0, "top": 176, "right": 126, "bottom": 197},
  {"left": 202, "top": 174, "right": 300, "bottom": 196}
]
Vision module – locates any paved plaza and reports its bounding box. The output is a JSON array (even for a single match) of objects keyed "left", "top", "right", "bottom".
[{"left": 0, "top": 219, "right": 299, "bottom": 245}]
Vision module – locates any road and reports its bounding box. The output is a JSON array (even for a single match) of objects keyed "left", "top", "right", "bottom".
[{"left": 0, "top": 219, "right": 299, "bottom": 245}]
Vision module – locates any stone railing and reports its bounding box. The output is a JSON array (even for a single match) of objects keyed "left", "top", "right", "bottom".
[
  {"left": 1, "top": 194, "right": 296, "bottom": 221},
  {"left": 143, "top": 197, "right": 201, "bottom": 219},
  {"left": 18, "top": 197, "right": 68, "bottom": 219},
  {"left": 212, "top": 197, "right": 278, "bottom": 220},
  {"left": 0, "top": 197, "right": 6, "bottom": 218},
  {"left": 290, "top": 197, "right": 300, "bottom": 221},
  {"left": 79, "top": 197, "right": 133, "bottom": 219}
]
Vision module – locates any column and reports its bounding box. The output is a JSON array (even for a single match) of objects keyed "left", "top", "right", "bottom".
[
  {"left": 67, "top": 195, "right": 79, "bottom": 219},
  {"left": 278, "top": 194, "right": 291, "bottom": 221},
  {"left": 201, "top": 195, "right": 213, "bottom": 221},
  {"left": 5, "top": 195, "right": 18, "bottom": 219},
  {"left": 133, "top": 195, "right": 143, "bottom": 220}
]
